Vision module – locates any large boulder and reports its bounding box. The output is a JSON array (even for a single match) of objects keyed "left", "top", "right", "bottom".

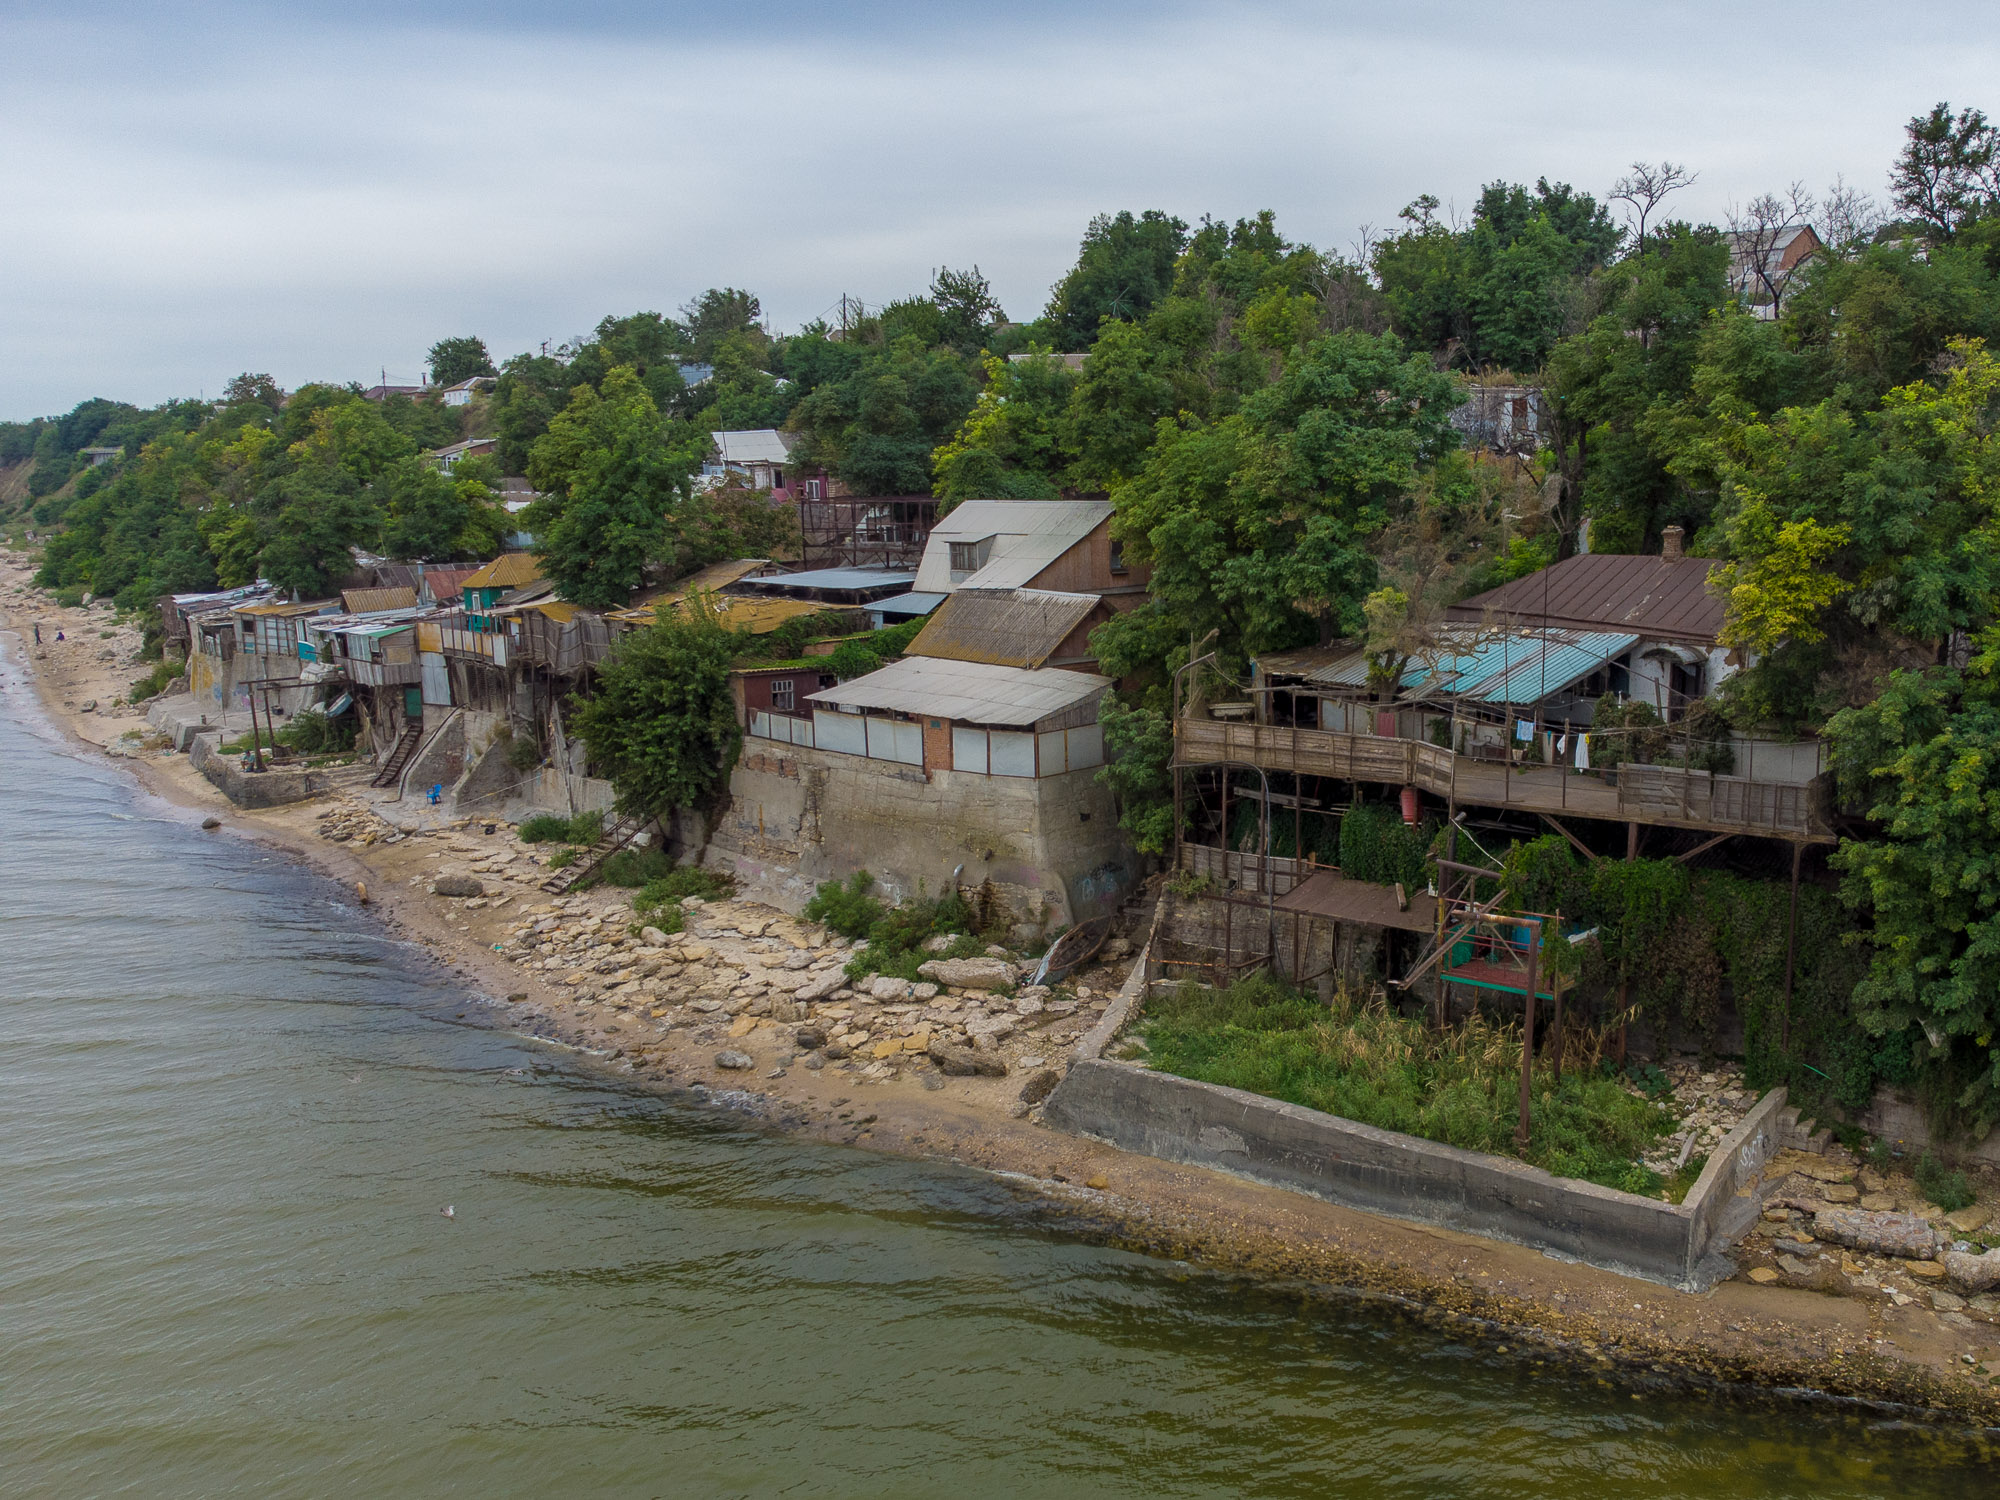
[
  {"left": 434, "top": 874, "right": 484, "bottom": 898},
  {"left": 868, "top": 975, "right": 913, "bottom": 1001},
  {"left": 918, "top": 957, "right": 1016, "bottom": 991},
  {"left": 1811, "top": 1207, "right": 1941, "bottom": 1260},
  {"left": 793, "top": 972, "right": 845, "bottom": 1003},
  {"left": 1945, "top": 1248, "right": 2000, "bottom": 1294},
  {"left": 927, "top": 1041, "right": 1007, "bottom": 1077},
  {"left": 714, "top": 1050, "right": 754, "bottom": 1071}
]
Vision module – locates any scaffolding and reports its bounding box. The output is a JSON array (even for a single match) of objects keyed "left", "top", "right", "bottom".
[{"left": 798, "top": 496, "right": 938, "bottom": 571}]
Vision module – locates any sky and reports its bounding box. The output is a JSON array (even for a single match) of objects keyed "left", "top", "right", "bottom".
[{"left": 1, "top": 0, "right": 1994, "bottom": 418}]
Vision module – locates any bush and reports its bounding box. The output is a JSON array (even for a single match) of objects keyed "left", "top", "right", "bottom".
[
  {"left": 519, "top": 810, "right": 603, "bottom": 845},
  {"left": 506, "top": 734, "right": 543, "bottom": 772},
  {"left": 801, "top": 869, "right": 984, "bottom": 981},
  {"left": 1915, "top": 1150, "right": 1975, "bottom": 1213},
  {"left": 631, "top": 867, "right": 737, "bottom": 923},
  {"left": 546, "top": 848, "right": 578, "bottom": 870},
  {"left": 128, "top": 660, "right": 180, "bottom": 703},
  {"left": 278, "top": 708, "right": 354, "bottom": 755},
  {"left": 803, "top": 870, "right": 887, "bottom": 938},
  {"left": 1138, "top": 972, "right": 1675, "bottom": 1192},
  {"left": 594, "top": 846, "right": 678, "bottom": 888}
]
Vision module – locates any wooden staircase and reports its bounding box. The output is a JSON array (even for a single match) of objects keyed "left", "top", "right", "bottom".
[
  {"left": 540, "top": 813, "right": 646, "bottom": 893},
  {"left": 370, "top": 722, "right": 425, "bottom": 789}
]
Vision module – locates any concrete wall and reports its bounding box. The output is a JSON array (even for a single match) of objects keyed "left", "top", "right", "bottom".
[
  {"left": 1044, "top": 1057, "right": 1787, "bottom": 1291},
  {"left": 1860, "top": 1089, "right": 2000, "bottom": 1168},
  {"left": 190, "top": 731, "right": 327, "bottom": 809},
  {"left": 707, "top": 740, "right": 1137, "bottom": 928}
]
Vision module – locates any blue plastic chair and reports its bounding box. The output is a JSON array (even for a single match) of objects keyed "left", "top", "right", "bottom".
[{"left": 427, "top": 783, "right": 443, "bottom": 806}]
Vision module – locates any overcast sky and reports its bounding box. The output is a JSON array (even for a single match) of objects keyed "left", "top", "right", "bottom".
[{"left": 1, "top": 0, "right": 1992, "bottom": 418}]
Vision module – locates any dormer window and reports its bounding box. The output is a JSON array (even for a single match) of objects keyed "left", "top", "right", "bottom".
[
  {"left": 1109, "top": 537, "right": 1128, "bottom": 575},
  {"left": 947, "top": 536, "right": 994, "bottom": 581}
]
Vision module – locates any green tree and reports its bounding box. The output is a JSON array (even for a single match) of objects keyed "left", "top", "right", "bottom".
[
  {"left": 426, "top": 336, "right": 496, "bottom": 386},
  {"left": 679, "top": 288, "right": 763, "bottom": 361},
  {"left": 784, "top": 338, "right": 977, "bottom": 494},
  {"left": 1045, "top": 210, "right": 1189, "bottom": 350},
  {"left": 378, "top": 456, "right": 509, "bottom": 561},
  {"left": 525, "top": 366, "right": 701, "bottom": 607},
  {"left": 573, "top": 609, "right": 743, "bottom": 819},
  {"left": 1890, "top": 101, "right": 2000, "bottom": 240},
  {"left": 259, "top": 464, "right": 380, "bottom": 596},
  {"left": 1060, "top": 320, "right": 1175, "bottom": 491},
  {"left": 931, "top": 348, "right": 1075, "bottom": 502}
]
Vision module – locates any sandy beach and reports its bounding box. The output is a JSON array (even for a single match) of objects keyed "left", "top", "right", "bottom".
[{"left": 5, "top": 544, "right": 1998, "bottom": 1423}]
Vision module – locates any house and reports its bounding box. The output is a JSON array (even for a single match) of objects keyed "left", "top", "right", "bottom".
[
  {"left": 415, "top": 565, "right": 480, "bottom": 607},
  {"left": 1450, "top": 383, "right": 1545, "bottom": 453},
  {"left": 725, "top": 565, "right": 918, "bottom": 609},
  {"left": 361, "top": 383, "right": 427, "bottom": 402},
  {"left": 707, "top": 429, "right": 796, "bottom": 493},
  {"left": 1726, "top": 224, "right": 1823, "bottom": 317},
  {"left": 427, "top": 437, "right": 498, "bottom": 473},
  {"left": 459, "top": 552, "right": 544, "bottom": 629},
  {"left": 912, "top": 499, "right": 1147, "bottom": 605},
  {"left": 439, "top": 376, "right": 493, "bottom": 407},
  {"left": 1007, "top": 352, "right": 1089, "bottom": 370},
  {"left": 81, "top": 446, "right": 122, "bottom": 467},
  {"left": 339, "top": 586, "right": 420, "bottom": 615},
  {"left": 712, "top": 647, "right": 1134, "bottom": 933}
]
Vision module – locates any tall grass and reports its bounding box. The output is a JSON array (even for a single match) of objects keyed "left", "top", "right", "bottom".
[{"left": 1136, "top": 973, "right": 1673, "bottom": 1194}]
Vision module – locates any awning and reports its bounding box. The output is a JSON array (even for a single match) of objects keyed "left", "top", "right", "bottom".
[
  {"left": 324, "top": 693, "right": 353, "bottom": 716},
  {"left": 1273, "top": 869, "right": 1439, "bottom": 933}
]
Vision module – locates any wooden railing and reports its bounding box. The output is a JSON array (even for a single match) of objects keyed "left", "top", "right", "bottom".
[{"left": 1176, "top": 717, "right": 1833, "bottom": 841}]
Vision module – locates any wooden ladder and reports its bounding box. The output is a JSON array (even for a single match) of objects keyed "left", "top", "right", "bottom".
[
  {"left": 370, "top": 722, "right": 425, "bottom": 789},
  {"left": 540, "top": 813, "right": 645, "bottom": 893}
]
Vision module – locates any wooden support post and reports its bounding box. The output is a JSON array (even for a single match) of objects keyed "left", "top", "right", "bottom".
[
  {"left": 1551, "top": 908, "right": 1565, "bottom": 1082},
  {"left": 1783, "top": 841, "right": 1802, "bottom": 1051},
  {"left": 1517, "top": 919, "right": 1540, "bottom": 1149}
]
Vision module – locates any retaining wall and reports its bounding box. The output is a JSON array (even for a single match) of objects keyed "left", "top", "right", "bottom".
[
  {"left": 190, "top": 731, "right": 328, "bottom": 809},
  {"left": 1045, "top": 1053, "right": 1786, "bottom": 1291}
]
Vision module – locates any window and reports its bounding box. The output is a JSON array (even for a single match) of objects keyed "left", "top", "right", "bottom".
[
  {"left": 770, "top": 678, "right": 795, "bottom": 713},
  {"left": 949, "top": 542, "right": 981, "bottom": 572},
  {"left": 1109, "top": 537, "right": 1128, "bottom": 574},
  {"left": 803, "top": 478, "right": 823, "bottom": 501}
]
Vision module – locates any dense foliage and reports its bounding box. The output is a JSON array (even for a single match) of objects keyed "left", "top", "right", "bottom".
[{"left": 572, "top": 610, "right": 743, "bottom": 820}]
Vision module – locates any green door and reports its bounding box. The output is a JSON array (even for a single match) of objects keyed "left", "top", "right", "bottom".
[{"left": 404, "top": 687, "right": 424, "bottom": 720}]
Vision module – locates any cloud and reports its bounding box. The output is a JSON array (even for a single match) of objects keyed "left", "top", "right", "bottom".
[{"left": 1, "top": 1, "right": 1995, "bottom": 415}]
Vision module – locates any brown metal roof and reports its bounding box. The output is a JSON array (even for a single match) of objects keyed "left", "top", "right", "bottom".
[
  {"left": 1274, "top": 870, "right": 1440, "bottom": 933},
  {"left": 908, "top": 587, "right": 1101, "bottom": 669},
  {"left": 462, "top": 552, "right": 544, "bottom": 590},
  {"left": 1446, "top": 553, "right": 1725, "bottom": 644},
  {"left": 341, "top": 586, "right": 420, "bottom": 614},
  {"left": 419, "top": 565, "right": 480, "bottom": 601}
]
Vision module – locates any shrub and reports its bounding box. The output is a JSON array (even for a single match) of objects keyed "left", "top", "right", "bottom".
[
  {"left": 802, "top": 869, "right": 983, "bottom": 981},
  {"left": 506, "top": 734, "right": 542, "bottom": 772},
  {"left": 594, "top": 846, "right": 678, "bottom": 888},
  {"left": 1915, "top": 1150, "right": 1975, "bottom": 1213},
  {"left": 128, "top": 660, "right": 180, "bottom": 703},
  {"left": 546, "top": 848, "right": 578, "bottom": 871},
  {"left": 630, "top": 867, "right": 737, "bottom": 927},
  {"left": 279, "top": 708, "right": 354, "bottom": 755},
  {"left": 804, "top": 870, "right": 887, "bottom": 938},
  {"left": 519, "top": 810, "right": 603, "bottom": 845}
]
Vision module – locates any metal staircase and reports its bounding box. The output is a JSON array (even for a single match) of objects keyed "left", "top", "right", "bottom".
[
  {"left": 370, "top": 722, "right": 425, "bottom": 789},
  {"left": 540, "top": 813, "right": 646, "bottom": 893}
]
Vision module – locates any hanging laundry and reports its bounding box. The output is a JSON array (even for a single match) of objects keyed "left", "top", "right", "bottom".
[
  {"left": 1556, "top": 733, "right": 1569, "bottom": 755},
  {"left": 1515, "top": 719, "right": 1534, "bottom": 742},
  {"left": 1575, "top": 733, "right": 1590, "bottom": 771}
]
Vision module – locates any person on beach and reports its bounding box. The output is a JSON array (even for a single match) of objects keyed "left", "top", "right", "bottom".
[
  {"left": 55, "top": 630, "right": 64, "bottom": 642},
  {"left": 32, "top": 623, "right": 40, "bottom": 644}
]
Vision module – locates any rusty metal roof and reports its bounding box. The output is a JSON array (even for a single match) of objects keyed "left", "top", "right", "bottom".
[
  {"left": 908, "top": 587, "right": 1100, "bottom": 669},
  {"left": 236, "top": 598, "right": 339, "bottom": 617},
  {"left": 1446, "top": 554, "right": 1725, "bottom": 644},
  {"left": 1273, "top": 870, "right": 1440, "bottom": 933}
]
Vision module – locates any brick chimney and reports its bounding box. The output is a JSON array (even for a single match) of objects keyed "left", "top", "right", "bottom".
[{"left": 1661, "top": 525, "right": 1685, "bottom": 560}]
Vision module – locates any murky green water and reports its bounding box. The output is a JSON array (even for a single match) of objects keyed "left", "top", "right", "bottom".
[{"left": 0, "top": 642, "right": 1990, "bottom": 1497}]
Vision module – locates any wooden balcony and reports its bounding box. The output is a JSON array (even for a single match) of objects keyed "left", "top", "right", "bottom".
[{"left": 1176, "top": 718, "right": 1834, "bottom": 843}]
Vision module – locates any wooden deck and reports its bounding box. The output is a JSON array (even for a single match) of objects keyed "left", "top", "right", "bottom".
[{"left": 1176, "top": 718, "right": 1833, "bottom": 843}]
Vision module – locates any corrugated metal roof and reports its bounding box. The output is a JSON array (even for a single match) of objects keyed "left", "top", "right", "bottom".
[
  {"left": 650, "top": 558, "right": 776, "bottom": 603},
  {"left": 807, "top": 657, "right": 1109, "bottom": 727},
  {"left": 909, "top": 588, "right": 1100, "bottom": 669},
  {"left": 1292, "top": 624, "right": 1636, "bottom": 705},
  {"left": 461, "top": 552, "right": 543, "bottom": 590},
  {"left": 1274, "top": 870, "right": 1440, "bottom": 933},
  {"left": 712, "top": 429, "right": 793, "bottom": 465},
  {"left": 612, "top": 595, "right": 828, "bottom": 634},
  {"left": 735, "top": 567, "right": 916, "bottom": 592},
  {"left": 341, "top": 587, "right": 420, "bottom": 614},
  {"left": 418, "top": 565, "right": 480, "bottom": 601},
  {"left": 872, "top": 591, "right": 946, "bottom": 618},
  {"left": 1446, "top": 553, "right": 1725, "bottom": 644},
  {"left": 913, "top": 500, "right": 1111, "bottom": 593}
]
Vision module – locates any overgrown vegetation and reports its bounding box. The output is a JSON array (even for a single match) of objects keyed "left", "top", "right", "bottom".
[
  {"left": 802, "top": 869, "right": 990, "bottom": 982},
  {"left": 1915, "top": 1150, "right": 1977, "bottom": 1213},
  {"left": 127, "top": 660, "right": 180, "bottom": 704},
  {"left": 573, "top": 609, "right": 740, "bottom": 821},
  {"left": 1136, "top": 972, "right": 1674, "bottom": 1192},
  {"left": 627, "top": 867, "right": 739, "bottom": 934},
  {"left": 519, "top": 810, "right": 604, "bottom": 845}
]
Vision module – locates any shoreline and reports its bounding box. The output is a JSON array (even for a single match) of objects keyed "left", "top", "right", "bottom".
[{"left": 4, "top": 552, "right": 1997, "bottom": 1426}]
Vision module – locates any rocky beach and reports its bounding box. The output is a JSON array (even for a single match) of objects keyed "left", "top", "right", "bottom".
[{"left": 6, "top": 542, "right": 2000, "bottom": 1426}]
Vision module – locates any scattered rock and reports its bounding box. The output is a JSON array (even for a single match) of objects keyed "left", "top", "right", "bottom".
[
  {"left": 869, "top": 975, "right": 913, "bottom": 1001},
  {"left": 79, "top": 699, "right": 96, "bottom": 713},
  {"left": 1801, "top": 1160, "right": 1858, "bottom": 1185},
  {"left": 794, "top": 1024, "right": 830, "bottom": 1050},
  {"left": 911, "top": 982, "right": 939, "bottom": 1000},
  {"left": 1945, "top": 1204, "right": 1993, "bottom": 1235},
  {"left": 1776, "top": 1253, "right": 1816, "bottom": 1277},
  {"left": 1933, "top": 1289, "right": 1968, "bottom": 1312},
  {"left": 1085, "top": 1175, "right": 1108, "bottom": 1190},
  {"left": 1820, "top": 1183, "right": 1861, "bottom": 1204},
  {"left": 433, "top": 874, "right": 484, "bottom": 898},
  {"left": 793, "top": 972, "right": 845, "bottom": 1003},
  {"left": 200, "top": 817, "right": 221, "bottom": 830},
  {"left": 1013, "top": 995, "right": 1045, "bottom": 1016},
  {"left": 919, "top": 957, "right": 1016, "bottom": 991},
  {"left": 640, "top": 925, "right": 670, "bottom": 946},
  {"left": 921, "top": 934, "right": 956, "bottom": 954},
  {"left": 1747, "top": 1266, "right": 1780, "bottom": 1285},
  {"left": 714, "top": 1050, "right": 754, "bottom": 1070},
  {"left": 1906, "top": 1259, "right": 1948, "bottom": 1281}
]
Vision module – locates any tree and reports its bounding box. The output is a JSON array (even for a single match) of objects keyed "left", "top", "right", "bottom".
[
  {"left": 1609, "top": 161, "right": 1697, "bottom": 258},
  {"left": 930, "top": 349, "right": 1074, "bottom": 502},
  {"left": 426, "top": 336, "right": 495, "bottom": 387},
  {"left": 679, "top": 288, "right": 763, "bottom": 361},
  {"left": 259, "top": 464, "right": 379, "bottom": 596},
  {"left": 1727, "top": 184, "right": 1819, "bottom": 316},
  {"left": 1827, "top": 630, "right": 2000, "bottom": 1133},
  {"left": 223, "top": 373, "right": 284, "bottom": 413},
  {"left": 1045, "top": 210, "right": 1189, "bottom": 350},
  {"left": 1890, "top": 102, "right": 2000, "bottom": 240},
  {"left": 378, "top": 456, "right": 509, "bottom": 561},
  {"left": 525, "top": 366, "right": 702, "bottom": 607},
  {"left": 573, "top": 609, "right": 743, "bottom": 819},
  {"left": 784, "top": 338, "right": 977, "bottom": 495},
  {"left": 931, "top": 265, "right": 1005, "bottom": 354}
]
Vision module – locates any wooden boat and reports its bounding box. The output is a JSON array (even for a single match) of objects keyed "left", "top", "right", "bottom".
[{"left": 1030, "top": 915, "right": 1115, "bottom": 987}]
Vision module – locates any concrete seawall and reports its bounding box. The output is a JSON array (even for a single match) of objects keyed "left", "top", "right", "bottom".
[{"left": 1045, "top": 1057, "right": 1785, "bottom": 1290}]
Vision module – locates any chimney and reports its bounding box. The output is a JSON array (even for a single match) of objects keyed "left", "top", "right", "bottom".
[{"left": 1661, "top": 525, "right": 1685, "bottom": 560}]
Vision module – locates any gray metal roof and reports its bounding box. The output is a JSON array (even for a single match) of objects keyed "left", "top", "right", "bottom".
[
  {"left": 806, "top": 657, "right": 1109, "bottom": 727},
  {"left": 735, "top": 567, "right": 916, "bottom": 592},
  {"left": 712, "top": 429, "right": 793, "bottom": 465},
  {"left": 1446, "top": 553, "right": 1726, "bottom": 643},
  {"left": 913, "top": 500, "right": 1111, "bottom": 593},
  {"left": 872, "top": 591, "right": 947, "bottom": 617}
]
